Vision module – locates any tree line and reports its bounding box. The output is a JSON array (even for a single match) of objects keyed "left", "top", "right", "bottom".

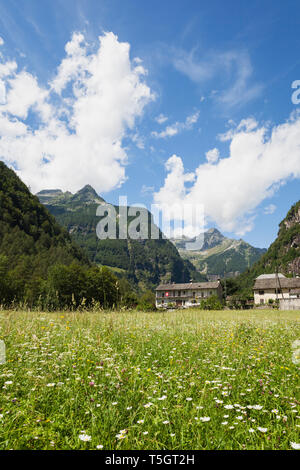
[{"left": 0, "top": 256, "right": 156, "bottom": 311}]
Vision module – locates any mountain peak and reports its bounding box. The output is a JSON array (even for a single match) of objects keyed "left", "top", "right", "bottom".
[
  {"left": 207, "top": 227, "right": 223, "bottom": 235},
  {"left": 77, "top": 184, "right": 97, "bottom": 194},
  {"left": 36, "top": 185, "right": 105, "bottom": 206},
  {"left": 36, "top": 189, "right": 65, "bottom": 204},
  {"left": 202, "top": 227, "right": 225, "bottom": 250},
  {"left": 171, "top": 226, "right": 266, "bottom": 277},
  {"left": 73, "top": 185, "right": 105, "bottom": 204}
]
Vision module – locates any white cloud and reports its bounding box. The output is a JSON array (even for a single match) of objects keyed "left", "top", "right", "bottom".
[
  {"left": 0, "top": 114, "right": 27, "bottom": 137},
  {"left": 131, "top": 132, "right": 145, "bottom": 149},
  {"left": 218, "top": 118, "right": 258, "bottom": 141},
  {"left": 141, "top": 184, "right": 155, "bottom": 194},
  {"left": 0, "top": 61, "right": 17, "bottom": 78},
  {"left": 152, "top": 124, "right": 179, "bottom": 138},
  {"left": 173, "top": 48, "right": 262, "bottom": 108},
  {"left": 4, "top": 71, "right": 49, "bottom": 119},
  {"left": 152, "top": 110, "right": 199, "bottom": 139},
  {"left": 155, "top": 154, "right": 195, "bottom": 201},
  {"left": 0, "top": 37, "right": 3, "bottom": 47},
  {"left": 154, "top": 112, "right": 300, "bottom": 235},
  {"left": 205, "top": 148, "right": 219, "bottom": 164},
  {"left": 155, "top": 113, "right": 168, "bottom": 124},
  {"left": 50, "top": 32, "right": 88, "bottom": 94},
  {"left": 0, "top": 32, "right": 154, "bottom": 193},
  {"left": 264, "top": 204, "right": 276, "bottom": 215},
  {"left": 0, "top": 81, "right": 5, "bottom": 104}
]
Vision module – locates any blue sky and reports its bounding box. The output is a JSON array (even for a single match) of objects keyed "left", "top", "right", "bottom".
[{"left": 0, "top": 0, "right": 300, "bottom": 248}]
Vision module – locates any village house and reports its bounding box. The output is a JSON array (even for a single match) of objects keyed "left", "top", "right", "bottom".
[
  {"left": 155, "top": 281, "right": 223, "bottom": 308},
  {"left": 253, "top": 273, "right": 300, "bottom": 308}
]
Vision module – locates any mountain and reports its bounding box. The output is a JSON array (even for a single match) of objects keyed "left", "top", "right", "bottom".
[
  {"left": 236, "top": 200, "right": 300, "bottom": 291},
  {"left": 171, "top": 228, "right": 266, "bottom": 278},
  {"left": 0, "top": 162, "right": 89, "bottom": 302},
  {"left": 38, "top": 185, "right": 105, "bottom": 207},
  {"left": 37, "top": 186, "right": 205, "bottom": 290}
]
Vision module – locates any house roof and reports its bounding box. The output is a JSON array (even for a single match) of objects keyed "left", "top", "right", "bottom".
[
  {"left": 156, "top": 281, "right": 221, "bottom": 291},
  {"left": 253, "top": 277, "right": 300, "bottom": 290},
  {"left": 256, "top": 273, "right": 286, "bottom": 279}
]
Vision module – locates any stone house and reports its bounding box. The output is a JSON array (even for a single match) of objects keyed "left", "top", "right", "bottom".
[
  {"left": 253, "top": 273, "right": 300, "bottom": 305},
  {"left": 155, "top": 281, "right": 223, "bottom": 308}
]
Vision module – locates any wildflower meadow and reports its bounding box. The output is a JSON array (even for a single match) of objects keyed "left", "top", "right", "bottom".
[{"left": 0, "top": 309, "right": 299, "bottom": 450}]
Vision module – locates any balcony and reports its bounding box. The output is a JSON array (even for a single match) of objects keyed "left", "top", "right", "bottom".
[{"left": 156, "top": 293, "right": 210, "bottom": 300}]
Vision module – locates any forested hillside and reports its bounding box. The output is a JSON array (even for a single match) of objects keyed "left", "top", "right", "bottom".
[
  {"left": 226, "top": 200, "right": 300, "bottom": 296},
  {"left": 0, "top": 162, "right": 123, "bottom": 308},
  {"left": 38, "top": 186, "right": 205, "bottom": 290}
]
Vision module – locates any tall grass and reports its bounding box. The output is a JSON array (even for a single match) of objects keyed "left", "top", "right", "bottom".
[{"left": 0, "top": 309, "right": 299, "bottom": 450}]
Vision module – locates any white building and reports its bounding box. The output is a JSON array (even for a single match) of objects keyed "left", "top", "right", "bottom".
[
  {"left": 155, "top": 281, "right": 223, "bottom": 308},
  {"left": 253, "top": 273, "right": 300, "bottom": 305}
]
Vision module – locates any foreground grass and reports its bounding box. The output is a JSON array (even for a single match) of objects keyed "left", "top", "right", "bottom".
[{"left": 0, "top": 309, "right": 299, "bottom": 450}]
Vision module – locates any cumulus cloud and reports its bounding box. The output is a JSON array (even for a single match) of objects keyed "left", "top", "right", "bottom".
[
  {"left": 152, "top": 110, "right": 199, "bottom": 139},
  {"left": 4, "top": 71, "right": 49, "bottom": 120},
  {"left": 0, "top": 37, "right": 3, "bottom": 47},
  {"left": 0, "top": 32, "right": 154, "bottom": 193},
  {"left": 50, "top": 32, "right": 88, "bottom": 94},
  {"left": 0, "top": 81, "right": 5, "bottom": 104},
  {"left": 0, "top": 60, "right": 17, "bottom": 78},
  {"left": 154, "top": 113, "right": 300, "bottom": 236},
  {"left": 205, "top": 148, "right": 219, "bottom": 164}
]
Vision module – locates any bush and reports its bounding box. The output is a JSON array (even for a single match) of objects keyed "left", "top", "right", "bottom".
[
  {"left": 136, "top": 290, "right": 157, "bottom": 311},
  {"left": 136, "top": 302, "right": 157, "bottom": 312},
  {"left": 200, "top": 295, "right": 223, "bottom": 310}
]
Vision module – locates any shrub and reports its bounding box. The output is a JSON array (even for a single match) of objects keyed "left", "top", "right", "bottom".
[{"left": 200, "top": 295, "right": 223, "bottom": 310}]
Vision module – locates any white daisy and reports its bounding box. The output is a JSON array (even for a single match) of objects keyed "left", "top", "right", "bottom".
[
  {"left": 290, "top": 442, "right": 300, "bottom": 450},
  {"left": 257, "top": 427, "right": 268, "bottom": 433},
  {"left": 79, "top": 433, "right": 91, "bottom": 442}
]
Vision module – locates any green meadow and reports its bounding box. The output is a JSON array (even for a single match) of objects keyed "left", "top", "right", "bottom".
[{"left": 0, "top": 309, "right": 299, "bottom": 450}]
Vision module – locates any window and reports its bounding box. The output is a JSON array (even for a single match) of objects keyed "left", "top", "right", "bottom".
[
  {"left": 178, "top": 291, "right": 181, "bottom": 296},
  {"left": 193, "top": 292, "right": 196, "bottom": 298},
  {"left": 259, "top": 290, "right": 264, "bottom": 295},
  {"left": 260, "top": 299, "right": 264, "bottom": 304},
  {"left": 162, "top": 292, "right": 165, "bottom": 297}
]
